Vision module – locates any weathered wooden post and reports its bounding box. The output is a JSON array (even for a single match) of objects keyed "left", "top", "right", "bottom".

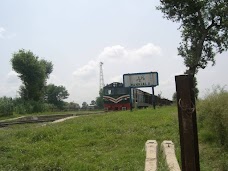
[{"left": 175, "top": 75, "right": 200, "bottom": 171}]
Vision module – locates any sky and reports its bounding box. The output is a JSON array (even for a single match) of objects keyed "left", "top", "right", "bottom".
[{"left": 0, "top": 0, "right": 227, "bottom": 106}]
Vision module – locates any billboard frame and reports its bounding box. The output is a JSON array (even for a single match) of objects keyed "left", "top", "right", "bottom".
[
  {"left": 123, "top": 71, "right": 159, "bottom": 88},
  {"left": 123, "top": 71, "right": 159, "bottom": 110}
]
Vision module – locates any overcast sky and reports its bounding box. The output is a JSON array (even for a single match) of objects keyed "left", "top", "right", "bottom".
[{"left": 0, "top": 0, "right": 227, "bottom": 105}]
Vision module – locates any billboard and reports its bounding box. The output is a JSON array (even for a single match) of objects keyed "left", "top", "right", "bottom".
[{"left": 123, "top": 72, "right": 158, "bottom": 88}]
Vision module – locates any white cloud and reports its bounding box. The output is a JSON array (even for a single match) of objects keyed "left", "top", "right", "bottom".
[
  {"left": 98, "top": 43, "right": 161, "bottom": 63},
  {"left": 0, "top": 27, "right": 6, "bottom": 38},
  {"left": 71, "top": 43, "right": 162, "bottom": 87},
  {"left": 47, "top": 74, "right": 63, "bottom": 86},
  {"left": 67, "top": 43, "right": 179, "bottom": 104},
  {"left": 6, "top": 71, "right": 20, "bottom": 83},
  {"left": 0, "top": 27, "right": 16, "bottom": 39},
  {"left": 133, "top": 43, "right": 162, "bottom": 58},
  {"left": 0, "top": 71, "right": 21, "bottom": 98},
  {"left": 99, "top": 45, "right": 127, "bottom": 62},
  {"left": 73, "top": 60, "right": 98, "bottom": 80}
]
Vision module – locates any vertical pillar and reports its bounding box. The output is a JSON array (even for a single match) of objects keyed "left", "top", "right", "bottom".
[
  {"left": 129, "top": 88, "right": 132, "bottom": 111},
  {"left": 152, "top": 87, "right": 155, "bottom": 109},
  {"left": 145, "top": 140, "right": 158, "bottom": 171},
  {"left": 175, "top": 75, "right": 200, "bottom": 171}
]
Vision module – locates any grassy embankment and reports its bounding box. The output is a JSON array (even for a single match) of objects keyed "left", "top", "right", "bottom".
[
  {"left": 0, "top": 110, "right": 101, "bottom": 121},
  {"left": 0, "top": 100, "right": 227, "bottom": 170},
  {"left": 0, "top": 106, "right": 178, "bottom": 171}
]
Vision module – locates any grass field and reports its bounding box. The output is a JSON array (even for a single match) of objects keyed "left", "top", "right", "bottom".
[
  {"left": 0, "top": 110, "right": 102, "bottom": 122},
  {"left": 0, "top": 106, "right": 226, "bottom": 170}
]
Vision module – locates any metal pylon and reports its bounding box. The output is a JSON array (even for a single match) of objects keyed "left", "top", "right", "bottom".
[{"left": 99, "top": 62, "right": 104, "bottom": 90}]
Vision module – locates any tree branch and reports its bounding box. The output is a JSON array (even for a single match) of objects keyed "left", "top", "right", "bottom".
[{"left": 197, "top": 10, "right": 205, "bottom": 30}]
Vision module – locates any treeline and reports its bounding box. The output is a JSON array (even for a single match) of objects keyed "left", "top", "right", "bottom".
[
  {"left": 0, "top": 49, "right": 71, "bottom": 116},
  {"left": 0, "top": 97, "right": 81, "bottom": 116}
]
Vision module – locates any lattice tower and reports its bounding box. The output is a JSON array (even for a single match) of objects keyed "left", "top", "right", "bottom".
[{"left": 99, "top": 62, "right": 105, "bottom": 90}]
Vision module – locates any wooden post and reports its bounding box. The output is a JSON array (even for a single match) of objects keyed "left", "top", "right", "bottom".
[{"left": 175, "top": 75, "right": 200, "bottom": 171}]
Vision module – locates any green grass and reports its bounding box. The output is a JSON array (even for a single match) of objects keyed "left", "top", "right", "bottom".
[
  {"left": 0, "top": 110, "right": 103, "bottom": 121},
  {"left": 0, "top": 106, "right": 179, "bottom": 171},
  {"left": 0, "top": 105, "right": 226, "bottom": 170},
  {"left": 197, "top": 87, "right": 228, "bottom": 171}
]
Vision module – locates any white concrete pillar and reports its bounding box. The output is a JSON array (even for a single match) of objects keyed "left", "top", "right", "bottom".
[
  {"left": 161, "top": 140, "right": 181, "bottom": 171},
  {"left": 145, "top": 140, "right": 158, "bottom": 171}
]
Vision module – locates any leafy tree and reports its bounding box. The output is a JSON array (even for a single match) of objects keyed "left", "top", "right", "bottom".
[
  {"left": 96, "top": 89, "right": 104, "bottom": 109},
  {"left": 193, "top": 76, "right": 199, "bottom": 98},
  {"left": 11, "top": 49, "right": 53, "bottom": 101},
  {"left": 0, "top": 97, "right": 13, "bottom": 116},
  {"left": 172, "top": 92, "right": 177, "bottom": 102},
  {"left": 67, "top": 102, "right": 80, "bottom": 110},
  {"left": 82, "top": 102, "right": 88, "bottom": 109},
  {"left": 45, "top": 84, "right": 69, "bottom": 109},
  {"left": 158, "top": 0, "right": 228, "bottom": 76},
  {"left": 90, "top": 100, "right": 96, "bottom": 106}
]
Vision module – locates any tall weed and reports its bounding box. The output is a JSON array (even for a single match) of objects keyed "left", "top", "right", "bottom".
[
  {"left": 14, "top": 98, "right": 51, "bottom": 114},
  {"left": 0, "top": 97, "right": 14, "bottom": 116},
  {"left": 198, "top": 86, "right": 228, "bottom": 148}
]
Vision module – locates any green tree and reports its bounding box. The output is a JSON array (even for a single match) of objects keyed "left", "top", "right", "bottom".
[
  {"left": 157, "top": 1, "right": 228, "bottom": 97},
  {"left": 45, "top": 84, "right": 69, "bottom": 109},
  {"left": 158, "top": 0, "right": 228, "bottom": 75},
  {"left": 172, "top": 92, "right": 177, "bottom": 102},
  {"left": 90, "top": 100, "right": 96, "bottom": 106},
  {"left": 0, "top": 97, "right": 14, "bottom": 116},
  {"left": 96, "top": 89, "right": 104, "bottom": 109},
  {"left": 82, "top": 102, "right": 88, "bottom": 109},
  {"left": 11, "top": 49, "right": 53, "bottom": 101},
  {"left": 67, "top": 102, "right": 80, "bottom": 110}
]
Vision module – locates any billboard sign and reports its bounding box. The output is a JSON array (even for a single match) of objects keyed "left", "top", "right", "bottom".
[{"left": 123, "top": 72, "right": 158, "bottom": 88}]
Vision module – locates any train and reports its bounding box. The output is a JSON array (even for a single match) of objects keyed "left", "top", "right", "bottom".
[{"left": 103, "top": 82, "right": 173, "bottom": 111}]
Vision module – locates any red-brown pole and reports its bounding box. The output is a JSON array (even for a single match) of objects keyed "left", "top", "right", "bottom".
[{"left": 175, "top": 75, "right": 200, "bottom": 171}]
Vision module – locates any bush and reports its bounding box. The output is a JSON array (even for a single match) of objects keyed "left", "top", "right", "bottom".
[
  {"left": 0, "top": 97, "right": 14, "bottom": 116},
  {"left": 14, "top": 99, "right": 52, "bottom": 114},
  {"left": 198, "top": 86, "right": 228, "bottom": 148}
]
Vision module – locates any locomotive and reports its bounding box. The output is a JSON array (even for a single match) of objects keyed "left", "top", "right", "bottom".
[
  {"left": 103, "top": 82, "right": 173, "bottom": 111},
  {"left": 103, "top": 82, "right": 153, "bottom": 111}
]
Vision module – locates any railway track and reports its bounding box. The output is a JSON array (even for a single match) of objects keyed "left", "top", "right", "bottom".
[{"left": 0, "top": 112, "right": 103, "bottom": 128}]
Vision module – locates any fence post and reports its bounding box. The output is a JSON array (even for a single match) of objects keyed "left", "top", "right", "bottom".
[{"left": 175, "top": 75, "right": 200, "bottom": 171}]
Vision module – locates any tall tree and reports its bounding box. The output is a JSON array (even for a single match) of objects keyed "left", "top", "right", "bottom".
[
  {"left": 11, "top": 49, "right": 53, "bottom": 101},
  {"left": 96, "top": 89, "right": 104, "bottom": 109},
  {"left": 45, "top": 84, "right": 69, "bottom": 109},
  {"left": 157, "top": 1, "right": 228, "bottom": 76},
  {"left": 67, "top": 102, "right": 80, "bottom": 110},
  {"left": 90, "top": 100, "right": 96, "bottom": 106},
  {"left": 82, "top": 102, "right": 88, "bottom": 109}
]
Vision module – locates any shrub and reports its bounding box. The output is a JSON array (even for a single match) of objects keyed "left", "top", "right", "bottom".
[
  {"left": 0, "top": 97, "right": 14, "bottom": 116},
  {"left": 14, "top": 98, "right": 52, "bottom": 114},
  {"left": 198, "top": 86, "right": 228, "bottom": 148}
]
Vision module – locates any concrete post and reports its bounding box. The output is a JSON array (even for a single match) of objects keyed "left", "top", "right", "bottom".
[
  {"left": 161, "top": 141, "right": 181, "bottom": 171},
  {"left": 145, "top": 140, "right": 158, "bottom": 171}
]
